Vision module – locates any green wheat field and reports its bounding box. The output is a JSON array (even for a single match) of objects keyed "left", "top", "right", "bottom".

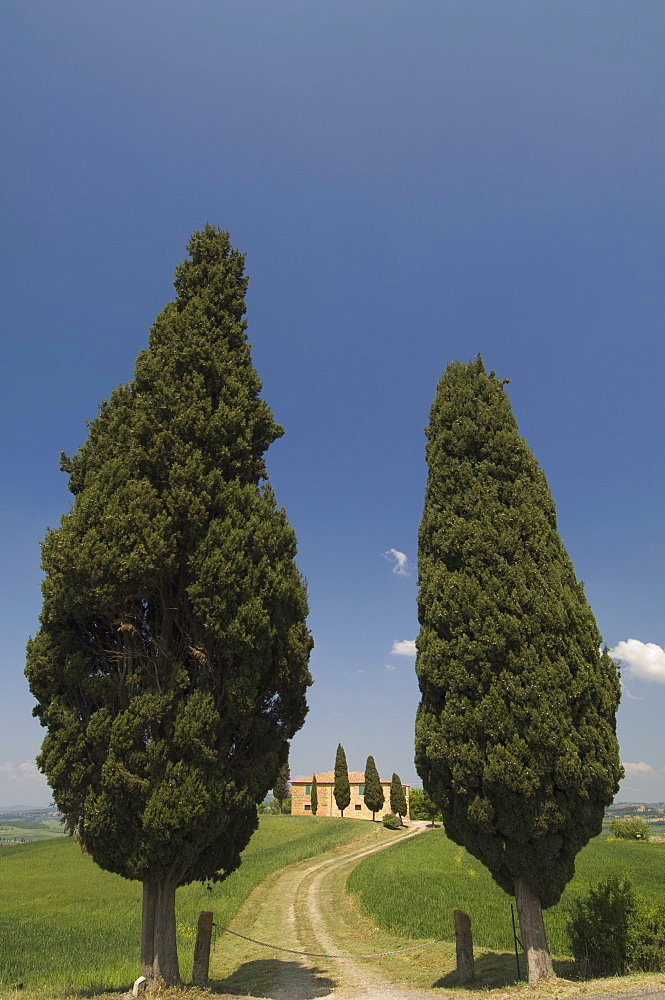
[{"left": 348, "top": 826, "right": 665, "bottom": 956}]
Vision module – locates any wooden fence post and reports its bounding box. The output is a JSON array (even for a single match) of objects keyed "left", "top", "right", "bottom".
[
  {"left": 454, "top": 909, "right": 475, "bottom": 983},
  {"left": 192, "top": 910, "right": 214, "bottom": 986}
]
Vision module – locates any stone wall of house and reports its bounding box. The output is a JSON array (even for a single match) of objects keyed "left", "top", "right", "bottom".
[{"left": 291, "top": 777, "right": 410, "bottom": 820}]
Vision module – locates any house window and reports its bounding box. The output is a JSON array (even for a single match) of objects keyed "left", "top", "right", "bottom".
[
  {"left": 305, "top": 784, "right": 311, "bottom": 795},
  {"left": 304, "top": 804, "right": 311, "bottom": 810},
  {"left": 357, "top": 785, "right": 364, "bottom": 795},
  {"left": 354, "top": 804, "right": 362, "bottom": 810}
]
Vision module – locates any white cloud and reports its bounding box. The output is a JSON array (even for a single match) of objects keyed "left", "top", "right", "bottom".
[
  {"left": 19, "top": 762, "right": 47, "bottom": 783},
  {"left": 391, "top": 639, "right": 416, "bottom": 657},
  {"left": 0, "top": 761, "right": 47, "bottom": 784},
  {"left": 621, "top": 683, "right": 644, "bottom": 701},
  {"left": 382, "top": 548, "right": 411, "bottom": 576},
  {"left": 610, "top": 639, "right": 665, "bottom": 684},
  {"left": 355, "top": 668, "right": 366, "bottom": 674},
  {"left": 623, "top": 761, "right": 657, "bottom": 776},
  {"left": 617, "top": 761, "right": 665, "bottom": 802},
  {"left": 385, "top": 663, "right": 397, "bottom": 672}
]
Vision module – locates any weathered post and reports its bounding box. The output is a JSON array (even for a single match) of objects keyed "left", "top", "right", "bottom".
[
  {"left": 192, "top": 910, "right": 214, "bottom": 986},
  {"left": 453, "top": 909, "right": 475, "bottom": 983}
]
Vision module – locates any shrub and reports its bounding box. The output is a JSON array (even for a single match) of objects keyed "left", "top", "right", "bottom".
[
  {"left": 382, "top": 813, "right": 401, "bottom": 830},
  {"left": 567, "top": 875, "right": 665, "bottom": 976},
  {"left": 567, "top": 875, "right": 635, "bottom": 975},
  {"left": 409, "top": 788, "right": 442, "bottom": 823},
  {"left": 610, "top": 817, "right": 650, "bottom": 840},
  {"left": 628, "top": 903, "right": 665, "bottom": 972}
]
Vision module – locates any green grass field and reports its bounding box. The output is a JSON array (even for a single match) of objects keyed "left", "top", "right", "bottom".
[
  {"left": 0, "top": 814, "right": 368, "bottom": 996},
  {"left": 347, "top": 827, "right": 665, "bottom": 957},
  {"left": 0, "top": 821, "right": 64, "bottom": 842}
]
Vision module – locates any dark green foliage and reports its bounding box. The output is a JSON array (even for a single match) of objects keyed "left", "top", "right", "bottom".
[
  {"left": 273, "top": 762, "right": 290, "bottom": 814},
  {"left": 363, "top": 756, "right": 384, "bottom": 820},
  {"left": 382, "top": 813, "right": 401, "bottom": 830},
  {"left": 567, "top": 875, "right": 665, "bottom": 975},
  {"left": 567, "top": 875, "right": 634, "bottom": 975},
  {"left": 627, "top": 906, "right": 665, "bottom": 972},
  {"left": 415, "top": 356, "right": 622, "bottom": 909},
  {"left": 611, "top": 817, "right": 650, "bottom": 840},
  {"left": 334, "top": 744, "right": 350, "bottom": 816},
  {"left": 389, "top": 773, "right": 407, "bottom": 821},
  {"left": 25, "top": 225, "right": 313, "bottom": 888},
  {"left": 310, "top": 774, "right": 318, "bottom": 815}
]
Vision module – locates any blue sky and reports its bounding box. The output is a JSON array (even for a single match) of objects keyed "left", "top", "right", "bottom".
[{"left": 2, "top": 1, "right": 664, "bottom": 807}]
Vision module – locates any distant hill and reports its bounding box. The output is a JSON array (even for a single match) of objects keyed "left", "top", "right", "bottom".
[
  {"left": 609, "top": 801, "right": 665, "bottom": 809},
  {"left": 0, "top": 805, "right": 51, "bottom": 813}
]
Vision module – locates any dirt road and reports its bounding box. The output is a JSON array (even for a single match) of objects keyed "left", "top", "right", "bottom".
[{"left": 209, "top": 821, "right": 441, "bottom": 999}]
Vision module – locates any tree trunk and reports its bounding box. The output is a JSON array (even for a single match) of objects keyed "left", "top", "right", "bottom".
[
  {"left": 514, "top": 876, "right": 554, "bottom": 984},
  {"left": 141, "top": 876, "right": 181, "bottom": 984}
]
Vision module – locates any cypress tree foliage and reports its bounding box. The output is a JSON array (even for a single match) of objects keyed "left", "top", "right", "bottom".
[
  {"left": 273, "top": 761, "right": 290, "bottom": 814},
  {"left": 390, "top": 773, "right": 408, "bottom": 824},
  {"left": 25, "top": 226, "right": 313, "bottom": 985},
  {"left": 363, "top": 756, "right": 384, "bottom": 821},
  {"left": 333, "top": 744, "right": 350, "bottom": 816},
  {"left": 415, "top": 356, "right": 622, "bottom": 984},
  {"left": 310, "top": 774, "right": 318, "bottom": 815}
]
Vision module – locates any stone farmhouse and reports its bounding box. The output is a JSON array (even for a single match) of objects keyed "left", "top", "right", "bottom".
[{"left": 291, "top": 771, "right": 410, "bottom": 820}]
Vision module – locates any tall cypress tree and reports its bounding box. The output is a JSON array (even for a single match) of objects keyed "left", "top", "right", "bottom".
[
  {"left": 415, "top": 356, "right": 622, "bottom": 983},
  {"left": 310, "top": 773, "right": 318, "bottom": 815},
  {"left": 334, "top": 744, "right": 350, "bottom": 816},
  {"left": 363, "top": 755, "right": 384, "bottom": 821},
  {"left": 25, "top": 226, "right": 313, "bottom": 984},
  {"left": 390, "top": 772, "right": 407, "bottom": 824}
]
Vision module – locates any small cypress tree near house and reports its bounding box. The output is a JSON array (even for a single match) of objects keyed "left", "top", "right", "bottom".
[
  {"left": 334, "top": 744, "right": 351, "bottom": 816},
  {"left": 422, "top": 789, "right": 440, "bottom": 826},
  {"left": 363, "top": 756, "right": 384, "bottom": 820},
  {"left": 273, "top": 762, "right": 290, "bottom": 814},
  {"left": 415, "top": 356, "right": 622, "bottom": 984},
  {"left": 25, "top": 226, "right": 313, "bottom": 984},
  {"left": 390, "top": 773, "right": 408, "bottom": 824},
  {"left": 310, "top": 774, "right": 318, "bottom": 815}
]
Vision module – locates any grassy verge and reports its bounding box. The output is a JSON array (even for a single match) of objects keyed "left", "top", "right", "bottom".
[
  {"left": 0, "top": 814, "right": 368, "bottom": 997},
  {"left": 347, "top": 826, "right": 665, "bottom": 957}
]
